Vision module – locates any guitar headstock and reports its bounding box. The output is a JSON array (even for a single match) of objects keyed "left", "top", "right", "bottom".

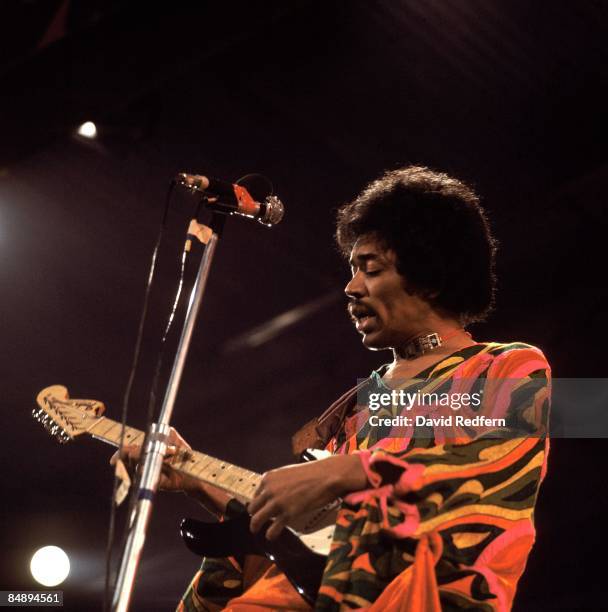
[{"left": 34, "top": 385, "right": 105, "bottom": 443}]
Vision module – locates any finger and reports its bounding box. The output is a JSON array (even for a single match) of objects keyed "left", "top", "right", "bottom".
[
  {"left": 250, "top": 499, "right": 278, "bottom": 534},
  {"left": 247, "top": 489, "right": 268, "bottom": 516},
  {"left": 111, "top": 445, "right": 141, "bottom": 472},
  {"left": 124, "top": 444, "right": 141, "bottom": 461},
  {"left": 252, "top": 475, "right": 270, "bottom": 500},
  {"left": 110, "top": 446, "right": 138, "bottom": 468},
  {"left": 265, "top": 517, "right": 287, "bottom": 541}
]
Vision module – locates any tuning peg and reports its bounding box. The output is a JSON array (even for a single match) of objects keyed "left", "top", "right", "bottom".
[
  {"left": 32, "top": 405, "right": 72, "bottom": 443},
  {"left": 58, "top": 431, "right": 71, "bottom": 444}
]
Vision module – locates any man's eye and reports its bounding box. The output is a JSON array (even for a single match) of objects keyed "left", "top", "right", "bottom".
[{"left": 365, "top": 269, "right": 381, "bottom": 277}]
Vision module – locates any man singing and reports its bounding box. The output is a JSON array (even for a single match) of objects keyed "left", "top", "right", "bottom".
[{"left": 124, "top": 166, "right": 551, "bottom": 610}]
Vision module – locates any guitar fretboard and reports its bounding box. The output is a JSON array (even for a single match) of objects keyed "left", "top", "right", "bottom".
[{"left": 87, "top": 417, "right": 262, "bottom": 502}]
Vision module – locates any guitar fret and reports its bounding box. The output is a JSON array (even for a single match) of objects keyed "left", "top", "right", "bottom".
[
  {"left": 233, "top": 473, "right": 261, "bottom": 498},
  {"left": 90, "top": 419, "right": 143, "bottom": 447},
  {"left": 88, "top": 417, "right": 119, "bottom": 440},
  {"left": 177, "top": 454, "right": 261, "bottom": 500},
  {"left": 104, "top": 421, "right": 122, "bottom": 442},
  {"left": 125, "top": 430, "right": 143, "bottom": 445},
  {"left": 191, "top": 456, "right": 214, "bottom": 476}
]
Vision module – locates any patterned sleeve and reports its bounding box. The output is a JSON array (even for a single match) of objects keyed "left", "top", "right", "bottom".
[{"left": 316, "top": 344, "right": 551, "bottom": 611}]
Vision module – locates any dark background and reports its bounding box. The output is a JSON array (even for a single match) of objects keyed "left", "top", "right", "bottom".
[{"left": 1, "top": 1, "right": 607, "bottom": 610}]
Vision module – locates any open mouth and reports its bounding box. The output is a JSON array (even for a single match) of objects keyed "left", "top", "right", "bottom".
[{"left": 349, "top": 304, "right": 378, "bottom": 332}]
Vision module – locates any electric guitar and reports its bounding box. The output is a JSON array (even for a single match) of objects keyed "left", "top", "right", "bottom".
[{"left": 33, "top": 385, "right": 340, "bottom": 605}]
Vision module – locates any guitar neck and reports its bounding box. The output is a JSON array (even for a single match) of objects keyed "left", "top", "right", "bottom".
[{"left": 86, "top": 416, "right": 261, "bottom": 502}]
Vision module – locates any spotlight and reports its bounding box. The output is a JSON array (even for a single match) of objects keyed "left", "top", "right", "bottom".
[
  {"left": 30, "top": 546, "right": 70, "bottom": 587},
  {"left": 76, "top": 121, "right": 97, "bottom": 139}
]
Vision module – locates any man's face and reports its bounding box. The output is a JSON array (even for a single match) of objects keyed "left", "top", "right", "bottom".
[{"left": 346, "top": 237, "right": 431, "bottom": 350}]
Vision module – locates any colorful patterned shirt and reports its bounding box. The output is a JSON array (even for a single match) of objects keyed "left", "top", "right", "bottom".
[{"left": 179, "top": 341, "right": 550, "bottom": 611}]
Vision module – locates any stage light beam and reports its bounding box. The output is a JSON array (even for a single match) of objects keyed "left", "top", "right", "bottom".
[
  {"left": 77, "top": 121, "right": 97, "bottom": 139},
  {"left": 30, "top": 546, "right": 70, "bottom": 586}
]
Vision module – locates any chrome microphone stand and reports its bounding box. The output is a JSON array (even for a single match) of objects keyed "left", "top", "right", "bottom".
[{"left": 111, "top": 214, "right": 223, "bottom": 612}]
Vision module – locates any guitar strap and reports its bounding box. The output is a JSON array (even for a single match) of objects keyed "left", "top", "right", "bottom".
[{"left": 291, "top": 378, "right": 371, "bottom": 458}]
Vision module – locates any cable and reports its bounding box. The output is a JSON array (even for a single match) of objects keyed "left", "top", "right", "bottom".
[
  {"left": 102, "top": 181, "right": 175, "bottom": 612},
  {"left": 141, "top": 198, "right": 204, "bottom": 440}
]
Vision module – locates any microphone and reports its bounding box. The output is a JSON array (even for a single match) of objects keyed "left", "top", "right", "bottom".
[{"left": 176, "top": 172, "right": 284, "bottom": 227}]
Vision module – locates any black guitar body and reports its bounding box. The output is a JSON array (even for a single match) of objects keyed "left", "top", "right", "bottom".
[{"left": 180, "top": 502, "right": 327, "bottom": 606}]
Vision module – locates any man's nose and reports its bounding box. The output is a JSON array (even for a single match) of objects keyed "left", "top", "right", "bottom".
[{"left": 345, "top": 270, "right": 367, "bottom": 299}]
